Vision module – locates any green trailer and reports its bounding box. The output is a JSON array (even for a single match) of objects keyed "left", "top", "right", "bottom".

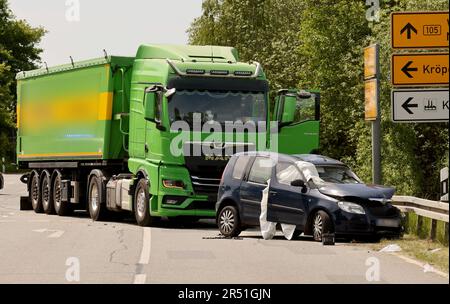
[{"left": 16, "top": 44, "right": 320, "bottom": 226}]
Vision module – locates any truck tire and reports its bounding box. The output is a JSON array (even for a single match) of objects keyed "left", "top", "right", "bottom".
[
  {"left": 30, "top": 171, "right": 43, "bottom": 213},
  {"left": 134, "top": 178, "right": 154, "bottom": 227},
  {"left": 41, "top": 171, "right": 55, "bottom": 215},
  {"left": 88, "top": 173, "right": 108, "bottom": 221},
  {"left": 53, "top": 171, "right": 72, "bottom": 216},
  {"left": 217, "top": 205, "right": 241, "bottom": 237}
]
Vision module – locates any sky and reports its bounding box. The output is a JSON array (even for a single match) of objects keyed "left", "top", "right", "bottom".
[{"left": 8, "top": 0, "right": 203, "bottom": 66}]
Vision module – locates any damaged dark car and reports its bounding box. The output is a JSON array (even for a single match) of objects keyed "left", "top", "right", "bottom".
[{"left": 216, "top": 152, "right": 403, "bottom": 241}]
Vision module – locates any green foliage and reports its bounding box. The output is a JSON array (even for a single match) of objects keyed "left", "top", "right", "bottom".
[
  {"left": 188, "top": 0, "right": 449, "bottom": 198},
  {"left": 0, "top": 0, "right": 45, "bottom": 162}
]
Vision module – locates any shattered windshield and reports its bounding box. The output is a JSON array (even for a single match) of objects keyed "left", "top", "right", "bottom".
[{"left": 315, "top": 165, "right": 362, "bottom": 184}]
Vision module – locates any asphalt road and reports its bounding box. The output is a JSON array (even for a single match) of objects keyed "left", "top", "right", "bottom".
[{"left": 0, "top": 174, "right": 447, "bottom": 284}]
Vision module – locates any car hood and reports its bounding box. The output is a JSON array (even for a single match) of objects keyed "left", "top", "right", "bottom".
[{"left": 318, "top": 183, "right": 395, "bottom": 200}]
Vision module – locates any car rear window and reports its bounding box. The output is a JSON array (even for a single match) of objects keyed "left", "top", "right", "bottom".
[
  {"left": 232, "top": 156, "right": 251, "bottom": 180},
  {"left": 248, "top": 157, "right": 274, "bottom": 185}
]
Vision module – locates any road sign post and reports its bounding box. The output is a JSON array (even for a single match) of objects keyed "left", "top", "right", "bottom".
[
  {"left": 364, "top": 44, "right": 381, "bottom": 185},
  {"left": 392, "top": 89, "right": 449, "bottom": 123},
  {"left": 391, "top": 11, "right": 449, "bottom": 49}
]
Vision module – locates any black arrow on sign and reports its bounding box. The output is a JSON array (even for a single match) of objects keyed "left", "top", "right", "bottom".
[
  {"left": 402, "top": 97, "right": 418, "bottom": 115},
  {"left": 401, "top": 61, "right": 418, "bottom": 78},
  {"left": 400, "top": 23, "right": 418, "bottom": 40}
]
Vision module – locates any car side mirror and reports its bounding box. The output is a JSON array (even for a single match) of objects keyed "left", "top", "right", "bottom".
[
  {"left": 291, "top": 179, "right": 308, "bottom": 193},
  {"left": 291, "top": 179, "right": 305, "bottom": 187}
]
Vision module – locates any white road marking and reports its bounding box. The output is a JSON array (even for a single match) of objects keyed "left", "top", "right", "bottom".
[
  {"left": 33, "top": 229, "right": 65, "bottom": 239},
  {"left": 138, "top": 227, "right": 152, "bottom": 265},
  {"left": 133, "top": 227, "right": 152, "bottom": 284},
  {"left": 133, "top": 274, "right": 147, "bottom": 284},
  {"left": 390, "top": 252, "right": 449, "bottom": 279}
]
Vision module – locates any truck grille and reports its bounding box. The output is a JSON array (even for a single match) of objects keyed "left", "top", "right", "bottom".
[{"left": 191, "top": 175, "right": 221, "bottom": 202}]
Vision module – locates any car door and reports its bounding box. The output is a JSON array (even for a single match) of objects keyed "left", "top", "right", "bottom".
[
  {"left": 239, "top": 157, "right": 274, "bottom": 225},
  {"left": 266, "top": 162, "right": 307, "bottom": 226}
]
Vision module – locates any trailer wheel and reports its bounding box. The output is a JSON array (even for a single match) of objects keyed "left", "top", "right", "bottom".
[
  {"left": 30, "top": 172, "right": 43, "bottom": 213},
  {"left": 53, "top": 171, "right": 72, "bottom": 216},
  {"left": 134, "top": 179, "right": 154, "bottom": 227},
  {"left": 41, "top": 171, "right": 55, "bottom": 215},
  {"left": 88, "top": 174, "right": 108, "bottom": 221}
]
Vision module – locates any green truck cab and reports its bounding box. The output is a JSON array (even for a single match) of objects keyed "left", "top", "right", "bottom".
[{"left": 16, "top": 44, "right": 320, "bottom": 226}]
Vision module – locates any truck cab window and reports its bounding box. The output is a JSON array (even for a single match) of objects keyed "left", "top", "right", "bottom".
[{"left": 292, "top": 95, "right": 316, "bottom": 124}]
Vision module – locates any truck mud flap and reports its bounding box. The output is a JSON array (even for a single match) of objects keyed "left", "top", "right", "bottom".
[{"left": 20, "top": 196, "right": 33, "bottom": 211}]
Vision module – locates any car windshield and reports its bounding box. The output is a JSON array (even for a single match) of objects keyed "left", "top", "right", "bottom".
[
  {"left": 315, "top": 165, "right": 362, "bottom": 184},
  {"left": 168, "top": 90, "right": 267, "bottom": 128}
]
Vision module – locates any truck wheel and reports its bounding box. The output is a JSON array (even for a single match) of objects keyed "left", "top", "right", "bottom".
[
  {"left": 53, "top": 171, "right": 72, "bottom": 216},
  {"left": 218, "top": 205, "right": 241, "bottom": 237},
  {"left": 312, "top": 210, "right": 333, "bottom": 242},
  {"left": 41, "top": 171, "right": 55, "bottom": 215},
  {"left": 88, "top": 174, "right": 108, "bottom": 221},
  {"left": 30, "top": 172, "right": 43, "bottom": 213},
  {"left": 134, "top": 179, "right": 154, "bottom": 227}
]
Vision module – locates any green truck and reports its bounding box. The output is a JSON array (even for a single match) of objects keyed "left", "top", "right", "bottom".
[{"left": 16, "top": 44, "right": 320, "bottom": 226}]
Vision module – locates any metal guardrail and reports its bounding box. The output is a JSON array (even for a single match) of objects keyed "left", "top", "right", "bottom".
[{"left": 392, "top": 196, "right": 449, "bottom": 223}]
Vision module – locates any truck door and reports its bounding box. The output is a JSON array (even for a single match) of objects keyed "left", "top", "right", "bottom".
[
  {"left": 271, "top": 90, "right": 320, "bottom": 155},
  {"left": 266, "top": 161, "right": 307, "bottom": 226}
]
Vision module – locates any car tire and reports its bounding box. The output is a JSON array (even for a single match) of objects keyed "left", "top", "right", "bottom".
[
  {"left": 53, "top": 171, "right": 72, "bottom": 216},
  {"left": 41, "top": 171, "right": 55, "bottom": 215},
  {"left": 218, "top": 205, "right": 241, "bottom": 237},
  {"left": 88, "top": 173, "right": 108, "bottom": 221},
  {"left": 30, "top": 172, "right": 43, "bottom": 213},
  {"left": 312, "top": 210, "right": 333, "bottom": 242},
  {"left": 134, "top": 179, "right": 155, "bottom": 227}
]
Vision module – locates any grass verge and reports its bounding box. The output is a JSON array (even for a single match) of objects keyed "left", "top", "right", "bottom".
[{"left": 370, "top": 234, "right": 449, "bottom": 274}]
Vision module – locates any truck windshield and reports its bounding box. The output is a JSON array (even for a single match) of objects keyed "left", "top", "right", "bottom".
[{"left": 168, "top": 90, "right": 267, "bottom": 128}]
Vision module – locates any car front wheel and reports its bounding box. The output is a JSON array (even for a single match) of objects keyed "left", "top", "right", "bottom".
[
  {"left": 218, "top": 206, "right": 241, "bottom": 238},
  {"left": 312, "top": 210, "right": 333, "bottom": 242}
]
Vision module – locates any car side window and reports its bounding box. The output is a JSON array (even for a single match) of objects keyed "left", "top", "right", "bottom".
[
  {"left": 232, "top": 156, "right": 251, "bottom": 180},
  {"left": 276, "top": 162, "right": 304, "bottom": 186},
  {"left": 248, "top": 157, "right": 274, "bottom": 185}
]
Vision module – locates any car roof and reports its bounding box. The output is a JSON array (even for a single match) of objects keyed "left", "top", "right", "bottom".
[
  {"left": 294, "top": 154, "right": 346, "bottom": 166},
  {"left": 233, "top": 152, "right": 346, "bottom": 166}
]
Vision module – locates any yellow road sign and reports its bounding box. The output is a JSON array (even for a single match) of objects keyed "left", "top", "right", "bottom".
[
  {"left": 391, "top": 53, "right": 449, "bottom": 86},
  {"left": 365, "top": 79, "right": 378, "bottom": 121},
  {"left": 391, "top": 11, "right": 449, "bottom": 49},
  {"left": 364, "top": 44, "right": 379, "bottom": 80}
]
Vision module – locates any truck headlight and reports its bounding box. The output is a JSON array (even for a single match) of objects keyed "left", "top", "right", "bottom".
[
  {"left": 163, "top": 179, "right": 185, "bottom": 189},
  {"left": 338, "top": 201, "right": 365, "bottom": 215}
]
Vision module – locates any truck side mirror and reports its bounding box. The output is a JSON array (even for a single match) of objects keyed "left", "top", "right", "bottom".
[{"left": 144, "top": 92, "right": 156, "bottom": 122}]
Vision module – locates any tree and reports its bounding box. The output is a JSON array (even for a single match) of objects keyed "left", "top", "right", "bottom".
[
  {"left": 188, "top": 0, "right": 449, "bottom": 198},
  {"left": 0, "top": 0, "right": 45, "bottom": 163}
]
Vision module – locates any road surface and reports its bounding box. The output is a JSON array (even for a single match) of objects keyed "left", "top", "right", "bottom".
[{"left": 0, "top": 174, "right": 447, "bottom": 284}]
